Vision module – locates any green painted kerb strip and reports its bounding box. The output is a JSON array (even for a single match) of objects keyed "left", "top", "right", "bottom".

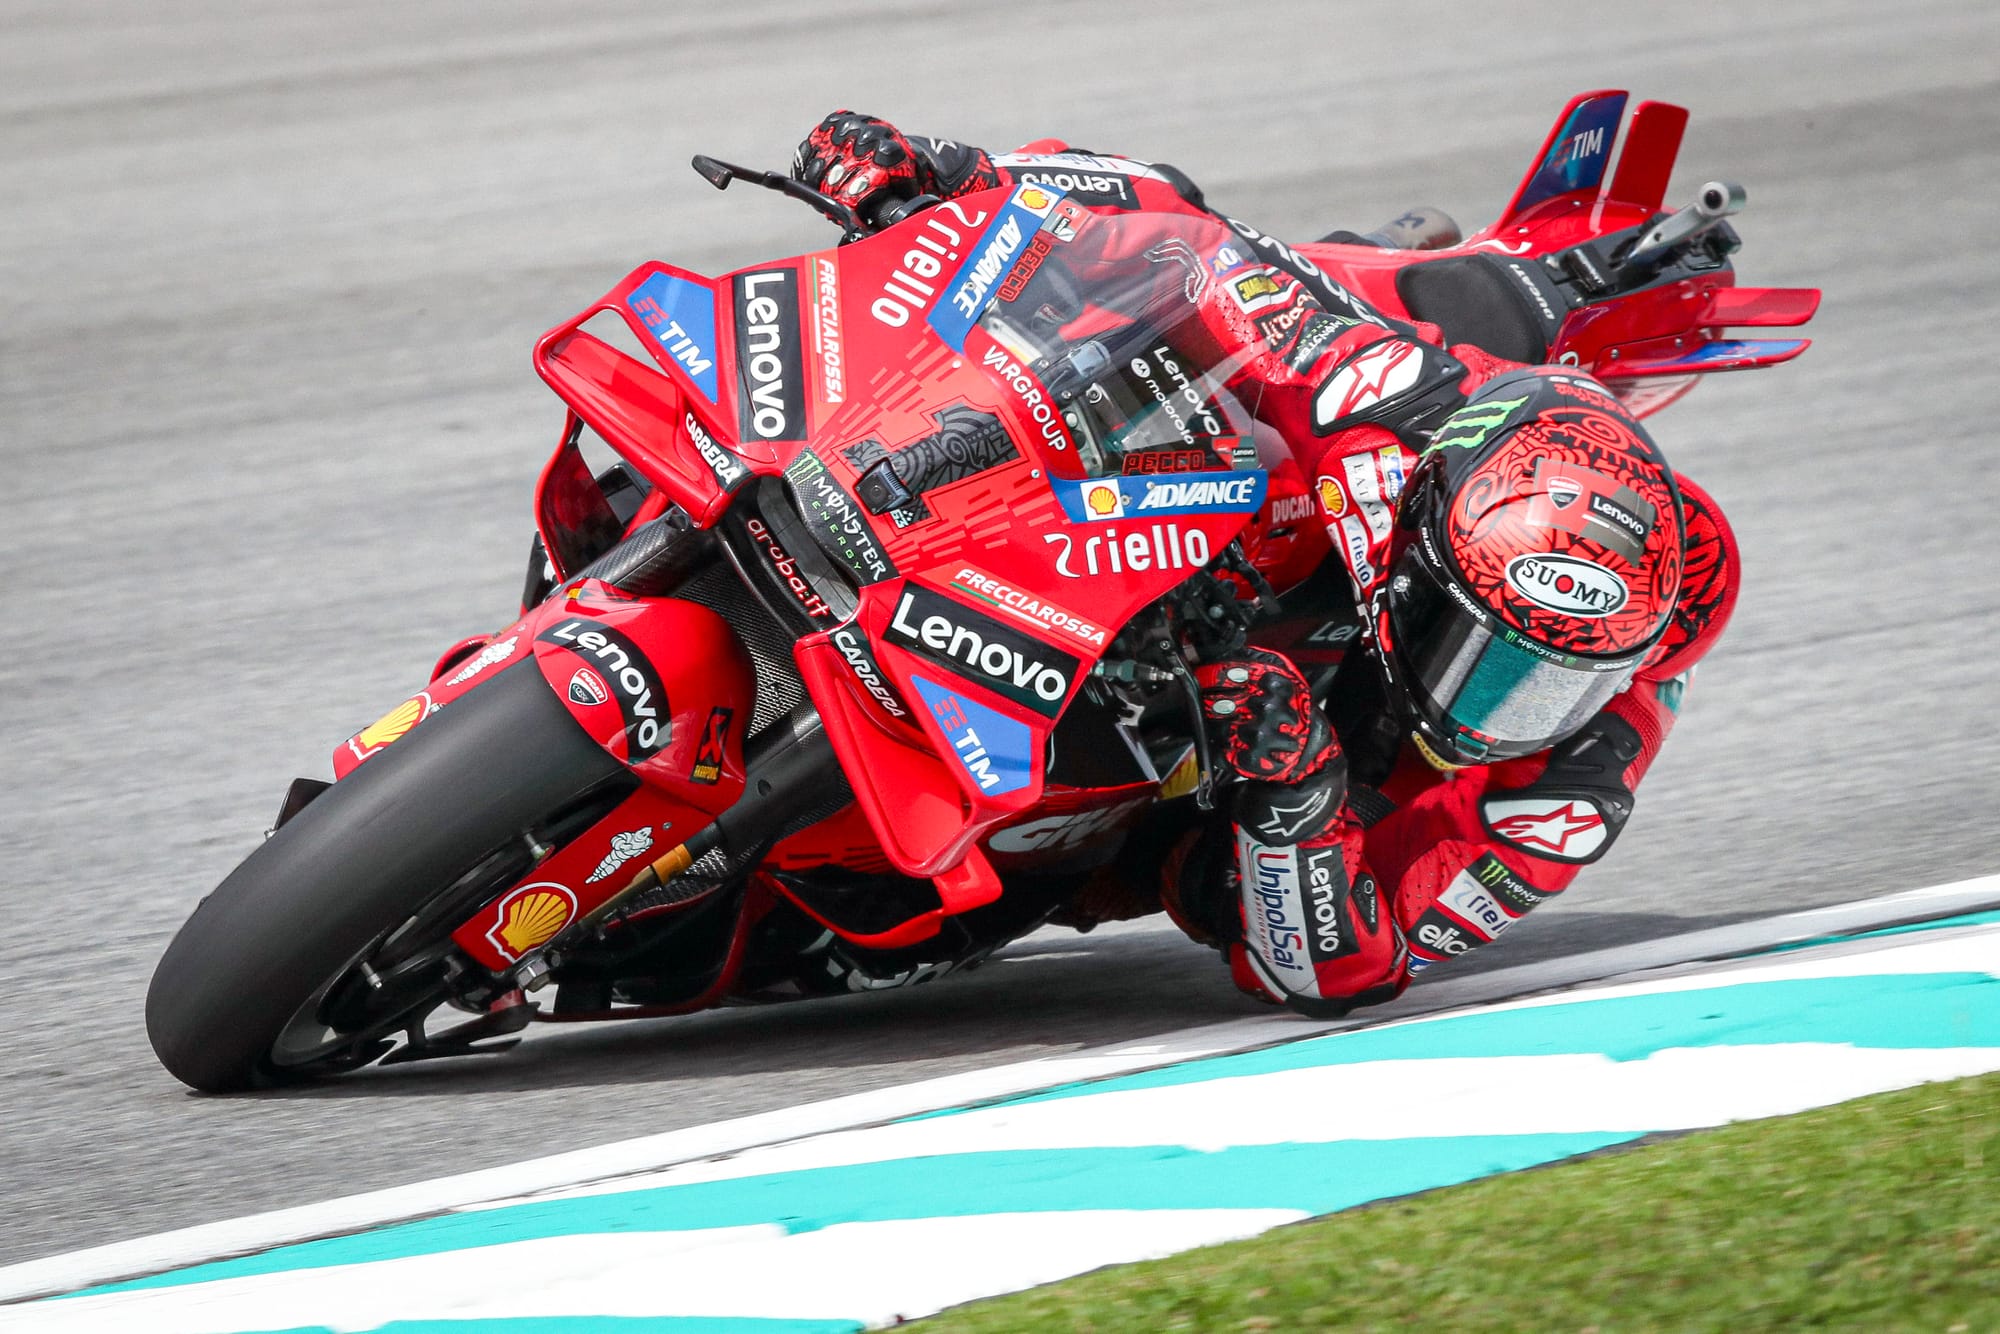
[
  {"left": 80, "top": 1133, "right": 1634, "bottom": 1299},
  {"left": 977, "top": 970, "right": 2000, "bottom": 1108}
]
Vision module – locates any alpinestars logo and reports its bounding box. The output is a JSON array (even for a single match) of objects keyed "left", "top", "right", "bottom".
[
  {"left": 843, "top": 405, "right": 1017, "bottom": 528},
  {"left": 1312, "top": 339, "right": 1424, "bottom": 431},
  {"left": 1482, "top": 796, "right": 1609, "bottom": 862},
  {"left": 885, "top": 584, "right": 1079, "bottom": 717},
  {"left": 1257, "top": 785, "right": 1333, "bottom": 843}
]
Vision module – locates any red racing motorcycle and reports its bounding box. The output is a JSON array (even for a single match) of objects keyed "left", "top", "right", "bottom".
[{"left": 147, "top": 91, "right": 1818, "bottom": 1089}]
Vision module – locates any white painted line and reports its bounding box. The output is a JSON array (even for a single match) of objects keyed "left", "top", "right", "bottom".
[
  {"left": 504, "top": 1040, "right": 2000, "bottom": 1205},
  {"left": 1398, "top": 917, "right": 2000, "bottom": 1024},
  {"left": 1394, "top": 871, "right": 2000, "bottom": 1018},
  {"left": 4, "top": 876, "right": 1996, "bottom": 1305},
  {"left": 0, "top": 1021, "right": 1303, "bottom": 1305},
  {"left": 17, "top": 1211, "right": 1308, "bottom": 1334}
]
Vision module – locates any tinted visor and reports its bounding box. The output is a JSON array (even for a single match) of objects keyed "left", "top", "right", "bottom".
[{"left": 1387, "top": 542, "right": 1639, "bottom": 760}]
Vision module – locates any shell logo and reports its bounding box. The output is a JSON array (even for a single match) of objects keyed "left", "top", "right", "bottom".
[
  {"left": 1317, "top": 477, "right": 1347, "bottom": 517},
  {"left": 485, "top": 882, "right": 578, "bottom": 960},
  {"left": 1082, "top": 480, "right": 1124, "bottom": 520},
  {"left": 1018, "top": 186, "right": 1053, "bottom": 212},
  {"left": 347, "top": 691, "right": 433, "bottom": 760}
]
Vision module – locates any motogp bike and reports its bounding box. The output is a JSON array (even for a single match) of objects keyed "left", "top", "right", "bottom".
[{"left": 147, "top": 91, "right": 1818, "bottom": 1089}]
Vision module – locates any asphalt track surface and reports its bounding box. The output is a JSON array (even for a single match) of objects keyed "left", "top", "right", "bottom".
[{"left": 4, "top": 0, "right": 1998, "bottom": 1271}]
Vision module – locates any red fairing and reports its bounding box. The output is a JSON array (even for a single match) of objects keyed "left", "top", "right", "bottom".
[
  {"left": 442, "top": 586, "right": 756, "bottom": 969},
  {"left": 530, "top": 581, "right": 754, "bottom": 790}
]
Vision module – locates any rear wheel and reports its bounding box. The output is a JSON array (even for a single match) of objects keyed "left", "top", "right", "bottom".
[{"left": 145, "top": 662, "right": 632, "bottom": 1091}]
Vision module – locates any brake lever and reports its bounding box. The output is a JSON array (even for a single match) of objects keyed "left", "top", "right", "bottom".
[
  {"left": 690, "top": 154, "right": 868, "bottom": 242},
  {"left": 1160, "top": 648, "right": 1216, "bottom": 816}
]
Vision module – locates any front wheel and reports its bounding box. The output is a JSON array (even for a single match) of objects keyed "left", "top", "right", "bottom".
[{"left": 145, "top": 662, "right": 631, "bottom": 1091}]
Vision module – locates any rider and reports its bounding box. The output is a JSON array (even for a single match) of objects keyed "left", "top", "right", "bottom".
[{"left": 792, "top": 112, "right": 1740, "bottom": 1016}]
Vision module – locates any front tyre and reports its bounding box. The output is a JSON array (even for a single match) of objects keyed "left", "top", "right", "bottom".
[{"left": 145, "top": 662, "right": 630, "bottom": 1091}]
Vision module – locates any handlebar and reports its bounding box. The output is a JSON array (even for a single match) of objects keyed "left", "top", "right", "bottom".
[
  {"left": 690, "top": 154, "right": 933, "bottom": 244},
  {"left": 1619, "top": 179, "right": 1746, "bottom": 274},
  {"left": 691, "top": 154, "right": 868, "bottom": 240}
]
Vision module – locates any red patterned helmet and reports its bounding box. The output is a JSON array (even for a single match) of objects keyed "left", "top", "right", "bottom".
[{"left": 1377, "top": 369, "right": 1684, "bottom": 765}]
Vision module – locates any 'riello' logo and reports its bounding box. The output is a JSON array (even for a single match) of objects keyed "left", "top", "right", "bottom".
[{"left": 1505, "top": 553, "right": 1628, "bottom": 618}]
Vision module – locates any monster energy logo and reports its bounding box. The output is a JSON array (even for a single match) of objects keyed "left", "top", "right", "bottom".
[
  {"left": 1471, "top": 854, "right": 1549, "bottom": 916},
  {"left": 1425, "top": 394, "right": 1530, "bottom": 454}
]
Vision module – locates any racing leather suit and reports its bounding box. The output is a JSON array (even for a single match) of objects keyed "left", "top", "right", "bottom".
[{"left": 794, "top": 114, "right": 1743, "bottom": 1017}]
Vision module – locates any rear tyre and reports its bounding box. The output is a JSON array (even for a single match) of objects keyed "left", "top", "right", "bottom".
[{"left": 145, "top": 662, "right": 630, "bottom": 1091}]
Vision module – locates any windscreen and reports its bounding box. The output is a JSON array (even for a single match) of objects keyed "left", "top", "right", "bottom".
[{"left": 969, "top": 204, "right": 1266, "bottom": 479}]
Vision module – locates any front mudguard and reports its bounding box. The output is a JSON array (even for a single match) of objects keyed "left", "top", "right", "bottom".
[
  {"left": 434, "top": 584, "right": 760, "bottom": 972},
  {"left": 333, "top": 581, "right": 755, "bottom": 793},
  {"left": 529, "top": 582, "right": 755, "bottom": 799}
]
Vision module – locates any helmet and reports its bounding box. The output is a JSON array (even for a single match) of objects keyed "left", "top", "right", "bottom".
[{"left": 1377, "top": 369, "right": 1684, "bottom": 766}]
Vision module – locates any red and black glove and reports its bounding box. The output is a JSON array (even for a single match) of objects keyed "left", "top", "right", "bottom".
[
  {"left": 1194, "top": 647, "right": 1337, "bottom": 785},
  {"left": 792, "top": 111, "right": 928, "bottom": 212},
  {"left": 792, "top": 112, "right": 1000, "bottom": 217}
]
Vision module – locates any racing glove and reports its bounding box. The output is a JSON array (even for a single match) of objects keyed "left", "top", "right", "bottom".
[
  {"left": 1193, "top": 647, "right": 1338, "bottom": 786},
  {"left": 1181, "top": 648, "right": 1404, "bottom": 1016},
  {"left": 791, "top": 112, "right": 999, "bottom": 215}
]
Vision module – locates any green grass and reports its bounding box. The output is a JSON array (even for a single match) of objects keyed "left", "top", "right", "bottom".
[{"left": 918, "top": 1070, "right": 2000, "bottom": 1332}]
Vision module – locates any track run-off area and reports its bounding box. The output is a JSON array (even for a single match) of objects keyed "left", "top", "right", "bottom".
[{"left": 5, "top": 889, "right": 1999, "bottom": 1326}]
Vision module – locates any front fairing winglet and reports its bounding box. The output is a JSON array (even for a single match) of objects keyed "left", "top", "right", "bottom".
[
  {"left": 794, "top": 635, "right": 1006, "bottom": 921},
  {"left": 534, "top": 263, "right": 755, "bottom": 532}
]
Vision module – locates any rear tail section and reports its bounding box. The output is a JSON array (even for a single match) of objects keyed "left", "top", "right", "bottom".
[
  {"left": 1493, "top": 89, "right": 1629, "bottom": 225},
  {"left": 1450, "top": 92, "right": 1823, "bottom": 413},
  {"left": 1483, "top": 91, "right": 1691, "bottom": 233}
]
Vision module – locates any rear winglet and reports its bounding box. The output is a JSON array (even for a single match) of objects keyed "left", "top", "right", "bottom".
[
  {"left": 1701, "top": 287, "right": 1822, "bottom": 327},
  {"left": 1492, "top": 92, "right": 1697, "bottom": 230},
  {"left": 1496, "top": 89, "right": 1629, "bottom": 223},
  {"left": 1605, "top": 338, "right": 1812, "bottom": 378},
  {"left": 1603, "top": 100, "right": 1689, "bottom": 214}
]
